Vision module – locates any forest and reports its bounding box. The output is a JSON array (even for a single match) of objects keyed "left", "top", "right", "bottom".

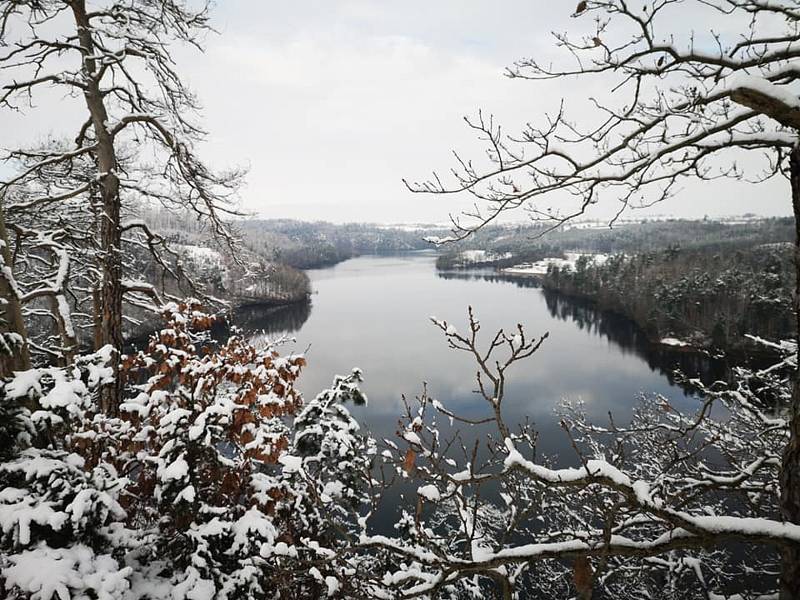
[
  {"left": 239, "top": 220, "right": 449, "bottom": 269},
  {"left": 543, "top": 242, "right": 793, "bottom": 351},
  {"left": 435, "top": 218, "right": 796, "bottom": 352},
  {"left": 2, "top": 1, "right": 800, "bottom": 600}
]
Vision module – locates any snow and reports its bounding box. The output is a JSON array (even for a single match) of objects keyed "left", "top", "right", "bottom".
[
  {"left": 451, "top": 468, "right": 473, "bottom": 482},
  {"left": 40, "top": 378, "right": 88, "bottom": 410},
  {"left": 504, "top": 438, "right": 800, "bottom": 545},
  {"left": 0, "top": 485, "right": 68, "bottom": 546},
  {"left": 461, "top": 249, "right": 488, "bottom": 262},
  {"left": 175, "top": 485, "right": 196, "bottom": 504},
  {"left": 423, "top": 235, "right": 458, "bottom": 246},
  {"left": 403, "top": 431, "right": 423, "bottom": 446},
  {"left": 270, "top": 541, "right": 298, "bottom": 558},
  {"left": 504, "top": 438, "right": 632, "bottom": 486},
  {"left": 159, "top": 455, "right": 189, "bottom": 482},
  {"left": 5, "top": 369, "right": 47, "bottom": 400},
  {"left": 1, "top": 265, "right": 23, "bottom": 299},
  {"left": 325, "top": 576, "right": 340, "bottom": 595},
  {"left": 502, "top": 252, "right": 608, "bottom": 276},
  {"left": 359, "top": 534, "right": 440, "bottom": 563},
  {"left": 278, "top": 454, "right": 304, "bottom": 473},
  {"left": 721, "top": 72, "right": 800, "bottom": 109},
  {"left": 171, "top": 568, "right": 216, "bottom": 600},
  {"left": 322, "top": 480, "right": 345, "bottom": 500},
  {"left": 175, "top": 244, "right": 222, "bottom": 266},
  {"left": 1, "top": 544, "right": 132, "bottom": 600},
  {"left": 56, "top": 296, "right": 75, "bottom": 339},
  {"left": 458, "top": 250, "right": 512, "bottom": 264},
  {"left": 417, "top": 485, "right": 441, "bottom": 501},
  {"left": 660, "top": 337, "right": 690, "bottom": 347},
  {"left": 230, "top": 508, "right": 277, "bottom": 554}
]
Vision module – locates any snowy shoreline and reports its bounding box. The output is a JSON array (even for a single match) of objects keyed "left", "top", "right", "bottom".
[{"left": 500, "top": 252, "right": 610, "bottom": 276}]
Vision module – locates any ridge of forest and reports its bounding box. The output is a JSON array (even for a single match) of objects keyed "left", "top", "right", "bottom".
[
  {"left": 434, "top": 217, "right": 795, "bottom": 352},
  {"left": 239, "top": 219, "right": 450, "bottom": 269}
]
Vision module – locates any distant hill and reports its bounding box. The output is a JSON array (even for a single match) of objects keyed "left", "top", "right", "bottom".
[{"left": 238, "top": 219, "right": 451, "bottom": 269}]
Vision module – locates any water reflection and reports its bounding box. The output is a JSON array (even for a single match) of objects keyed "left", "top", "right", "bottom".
[
  {"left": 541, "top": 290, "right": 733, "bottom": 387},
  {"left": 233, "top": 254, "right": 732, "bottom": 454},
  {"left": 234, "top": 300, "right": 311, "bottom": 337},
  {"left": 438, "top": 269, "right": 542, "bottom": 288},
  {"left": 438, "top": 269, "right": 735, "bottom": 390}
]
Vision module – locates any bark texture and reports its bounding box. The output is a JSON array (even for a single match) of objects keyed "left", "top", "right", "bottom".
[
  {"left": 71, "top": 0, "right": 122, "bottom": 413},
  {"left": 0, "top": 197, "right": 31, "bottom": 378}
]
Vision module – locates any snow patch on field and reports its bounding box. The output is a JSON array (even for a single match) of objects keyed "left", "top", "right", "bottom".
[
  {"left": 502, "top": 253, "right": 609, "bottom": 276},
  {"left": 660, "top": 337, "right": 690, "bottom": 347},
  {"left": 456, "top": 250, "right": 512, "bottom": 264},
  {"left": 176, "top": 244, "right": 222, "bottom": 265}
]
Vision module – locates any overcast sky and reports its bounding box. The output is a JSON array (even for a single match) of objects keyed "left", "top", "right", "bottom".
[{"left": 2, "top": 1, "right": 794, "bottom": 224}]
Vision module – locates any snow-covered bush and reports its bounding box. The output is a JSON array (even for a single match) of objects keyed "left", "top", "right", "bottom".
[
  {"left": 0, "top": 348, "right": 133, "bottom": 600},
  {"left": 274, "top": 370, "right": 380, "bottom": 597},
  {"left": 290, "top": 369, "right": 372, "bottom": 514},
  {"left": 0, "top": 300, "right": 380, "bottom": 599},
  {"left": 109, "top": 300, "right": 307, "bottom": 597}
]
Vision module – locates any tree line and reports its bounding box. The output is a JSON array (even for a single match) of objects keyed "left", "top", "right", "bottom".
[
  {"left": 544, "top": 242, "right": 794, "bottom": 351},
  {"left": 240, "top": 219, "right": 450, "bottom": 269}
]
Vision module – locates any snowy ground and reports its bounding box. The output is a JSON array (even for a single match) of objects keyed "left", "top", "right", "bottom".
[
  {"left": 458, "top": 249, "right": 513, "bottom": 263},
  {"left": 501, "top": 252, "right": 609, "bottom": 276},
  {"left": 659, "top": 337, "right": 691, "bottom": 348},
  {"left": 175, "top": 244, "right": 222, "bottom": 266}
]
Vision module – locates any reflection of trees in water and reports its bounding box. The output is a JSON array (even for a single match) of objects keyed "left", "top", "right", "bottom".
[
  {"left": 436, "top": 269, "right": 733, "bottom": 387},
  {"left": 124, "top": 300, "right": 312, "bottom": 355},
  {"left": 234, "top": 300, "right": 311, "bottom": 337},
  {"left": 437, "top": 270, "right": 542, "bottom": 288},
  {"left": 541, "top": 290, "right": 733, "bottom": 387}
]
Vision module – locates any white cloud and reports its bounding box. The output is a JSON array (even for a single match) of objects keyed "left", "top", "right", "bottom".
[{"left": 1, "top": 2, "right": 793, "bottom": 223}]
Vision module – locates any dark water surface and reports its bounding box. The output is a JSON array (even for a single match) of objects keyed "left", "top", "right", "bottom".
[{"left": 240, "top": 251, "right": 737, "bottom": 460}]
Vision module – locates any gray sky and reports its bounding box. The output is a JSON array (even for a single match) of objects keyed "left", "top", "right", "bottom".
[{"left": 2, "top": 1, "right": 794, "bottom": 223}]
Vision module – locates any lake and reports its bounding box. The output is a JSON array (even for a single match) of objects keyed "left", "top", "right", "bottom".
[{"left": 238, "top": 251, "right": 734, "bottom": 461}]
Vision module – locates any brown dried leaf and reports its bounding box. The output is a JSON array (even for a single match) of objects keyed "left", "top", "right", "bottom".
[{"left": 403, "top": 448, "right": 417, "bottom": 474}]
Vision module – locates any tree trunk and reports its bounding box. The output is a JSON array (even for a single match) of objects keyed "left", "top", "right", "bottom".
[
  {"left": 49, "top": 294, "right": 77, "bottom": 367},
  {"left": 71, "top": 0, "right": 123, "bottom": 414},
  {"left": 92, "top": 286, "right": 103, "bottom": 351},
  {"left": 0, "top": 195, "right": 31, "bottom": 378},
  {"left": 96, "top": 181, "right": 123, "bottom": 414},
  {"left": 574, "top": 555, "right": 594, "bottom": 600},
  {"left": 780, "top": 142, "right": 800, "bottom": 600}
]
